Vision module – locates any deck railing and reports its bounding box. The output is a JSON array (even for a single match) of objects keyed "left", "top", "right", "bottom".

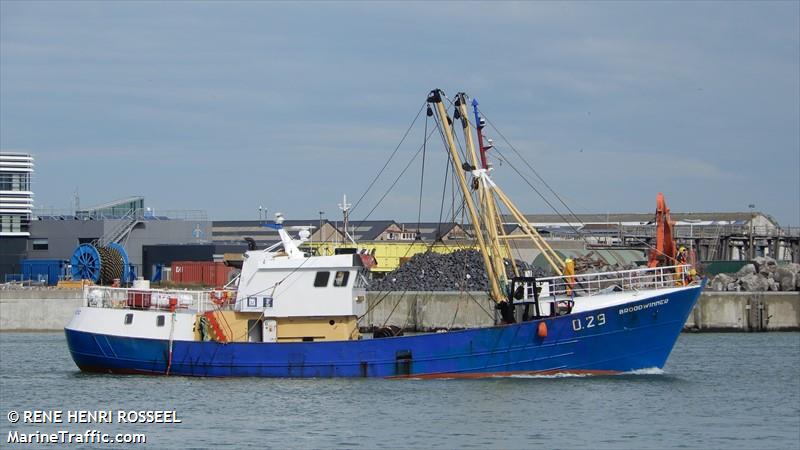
[
  {"left": 535, "top": 264, "right": 695, "bottom": 298},
  {"left": 83, "top": 285, "right": 233, "bottom": 313}
]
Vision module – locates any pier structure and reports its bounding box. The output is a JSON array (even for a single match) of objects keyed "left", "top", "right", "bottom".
[
  {"left": 510, "top": 212, "right": 799, "bottom": 263},
  {"left": 618, "top": 224, "right": 800, "bottom": 263}
]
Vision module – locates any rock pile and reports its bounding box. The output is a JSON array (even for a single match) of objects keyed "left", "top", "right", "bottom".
[
  {"left": 570, "top": 251, "right": 641, "bottom": 274},
  {"left": 709, "top": 257, "right": 800, "bottom": 292},
  {"left": 367, "top": 249, "right": 544, "bottom": 292}
]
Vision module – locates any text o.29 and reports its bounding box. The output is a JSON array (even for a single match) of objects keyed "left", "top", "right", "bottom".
[{"left": 572, "top": 313, "right": 606, "bottom": 331}]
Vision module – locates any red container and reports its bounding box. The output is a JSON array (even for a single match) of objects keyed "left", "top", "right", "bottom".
[
  {"left": 171, "top": 261, "right": 211, "bottom": 286},
  {"left": 171, "top": 261, "right": 232, "bottom": 288},
  {"left": 213, "top": 263, "right": 233, "bottom": 289},
  {"left": 127, "top": 290, "right": 152, "bottom": 309}
]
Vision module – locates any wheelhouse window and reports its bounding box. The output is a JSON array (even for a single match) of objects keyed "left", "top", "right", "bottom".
[
  {"left": 314, "top": 271, "right": 330, "bottom": 287},
  {"left": 334, "top": 271, "right": 350, "bottom": 287},
  {"left": 124, "top": 313, "right": 133, "bottom": 325},
  {"left": 156, "top": 315, "right": 165, "bottom": 327}
]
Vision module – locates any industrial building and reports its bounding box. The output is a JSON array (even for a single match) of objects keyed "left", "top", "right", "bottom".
[{"left": 1, "top": 196, "right": 211, "bottom": 283}]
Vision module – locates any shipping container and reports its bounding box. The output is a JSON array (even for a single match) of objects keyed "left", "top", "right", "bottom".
[
  {"left": 141, "top": 244, "right": 215, "bottom": 280},
  {"left": 213, "top": 262, "right": 234, "bottom": 288},
  {"left": 171, "top": 261, "right": 232, "bottom": 288},
  {"left": 171, "top": 261, "right": 208, "bottom": 286},
  {"left": 21, "top": 259, "right": 68, "bottom": 285}
]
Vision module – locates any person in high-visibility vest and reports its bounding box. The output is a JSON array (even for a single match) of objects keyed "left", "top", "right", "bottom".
[
  {"left": 676, "top": 247, "right": 687, "bottom": 263},
  {"left": 676, "top": 247, "right": 689, "bottom": 285}
]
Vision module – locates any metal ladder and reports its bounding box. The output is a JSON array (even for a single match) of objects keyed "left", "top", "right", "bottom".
[{"left": 96, "top": 209, "right": 142, "bottom": 247}]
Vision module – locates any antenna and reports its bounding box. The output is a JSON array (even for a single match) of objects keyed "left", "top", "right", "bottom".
[
  {"left": 73, "top": 187, "right": 80, "bottom": 213},
  {"left": 338, "top": 194, "right": 354, "bottom": 243}
]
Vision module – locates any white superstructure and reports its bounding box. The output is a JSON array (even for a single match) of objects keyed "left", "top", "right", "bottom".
[{"left": 235, "top": 216, "right": 368, "bottom": 318}]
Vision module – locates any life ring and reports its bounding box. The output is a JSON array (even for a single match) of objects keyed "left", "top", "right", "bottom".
[{"left": 210, "top": 290, "right": 229, "bottom": 306}]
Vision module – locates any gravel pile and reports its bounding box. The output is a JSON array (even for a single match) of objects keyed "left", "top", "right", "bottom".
[
  {"left": 709, "top": 257, "right": 800, "bottom": 292},
  {"left": 368, "top": 249, "right": 545, "bottom": 292},
  {"left": 571, "top": 251, "right": 641, "bottom": 273}
]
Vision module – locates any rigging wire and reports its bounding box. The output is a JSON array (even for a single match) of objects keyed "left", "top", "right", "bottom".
[
  {"left": 353, "top": 126, "right": 437, "bottom": 228},
  {"left": 488, "top": 149, "right": 625, "bottom": 267},
  {"left": 436, "top": 150, "right": 452, "bottom": 240},
  {"left": 470, "top": 98, "right": 622, "bottom": 266},
  {"left": 416, "top": 113, "right": 428, "bottom": 238},
  {"left": 479, "top": 109, "right": 590, "bottom": 229},
  {"left": 350, "top": 101, "right": 427, "bottom": 215},
  {"left": 488, "top": 147, "right": 585, "bottom": 238}
]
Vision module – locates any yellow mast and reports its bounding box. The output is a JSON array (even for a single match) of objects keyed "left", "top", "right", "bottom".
[
  {"left": 427, "top": 90, "right": 504, "bottom": 303},
  {"left": 454, "top": 93, "right": 508, "bottom": 288}
]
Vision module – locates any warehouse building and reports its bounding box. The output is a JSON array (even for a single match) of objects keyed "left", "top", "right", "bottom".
[{"left": 2, "top": 196, "right": 211, "bottom": 282}]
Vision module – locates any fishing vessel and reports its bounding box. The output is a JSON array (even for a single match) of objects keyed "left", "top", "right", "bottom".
[{"left": 65, "top": 90, "right": 704, "bottom": 378}]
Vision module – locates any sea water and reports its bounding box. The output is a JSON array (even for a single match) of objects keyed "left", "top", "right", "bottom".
[{"left": 1, "top": 332, "right": 798, "bottom": 449}]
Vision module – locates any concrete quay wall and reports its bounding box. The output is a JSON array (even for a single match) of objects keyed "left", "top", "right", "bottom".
[
  {"left": 685, "top": 292, "right": 800, "bottom": 332},
  {"left": 0, "top": 288, "right": 797, "bottom": 332},
  {"left": 0, "top": 288, "right": 83, "bottom": 331}
]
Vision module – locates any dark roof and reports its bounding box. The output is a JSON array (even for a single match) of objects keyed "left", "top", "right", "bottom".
[
  {"left": 394, "top": 222, "right": 467, "bottom": 241},
  {"left": 213, "top": 219, "right": 338, "bottom": 244},
  {"left": 345, "top": 220, "right": 398, "bottom": 241}
]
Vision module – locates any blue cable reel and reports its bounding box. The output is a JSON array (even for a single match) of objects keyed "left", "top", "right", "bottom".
[
  {"left": 70, "top": 244, "right": 102, "bottom": 283},
  {"left": 69, "top": 242, "right": 130, "bottom": 284},
  {"left": 107, "top": 242, "right": 130, "bottom": 283}
]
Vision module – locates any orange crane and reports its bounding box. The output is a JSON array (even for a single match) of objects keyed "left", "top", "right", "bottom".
[{"left": 647, "top": 193, "right": 679, "bottom": 268}]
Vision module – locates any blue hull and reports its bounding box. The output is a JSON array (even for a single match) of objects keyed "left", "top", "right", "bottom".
[{"left": 65, "top": 285, "right": 702, "bottom": 378}]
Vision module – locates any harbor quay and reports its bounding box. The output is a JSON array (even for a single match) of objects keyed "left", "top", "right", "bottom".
[{"left": 1, "top": 288, "right": 797, "bottom": 332}]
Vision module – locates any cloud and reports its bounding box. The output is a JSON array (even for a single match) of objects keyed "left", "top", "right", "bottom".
[{"left": 1, "top": 2, "right": 797, "bottom": 225}]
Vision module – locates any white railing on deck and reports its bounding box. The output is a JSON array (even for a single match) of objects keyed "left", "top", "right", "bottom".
[
  {"left": 82, "top": 286, "right": 233, "bottom": 314},
  {"left": 536, "top": 265, "right": 696, "bottom": 298}
]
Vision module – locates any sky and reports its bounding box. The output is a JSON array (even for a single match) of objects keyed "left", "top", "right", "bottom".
[{"left": 1, "top": 1, "right": 798, "bottom": 226}]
